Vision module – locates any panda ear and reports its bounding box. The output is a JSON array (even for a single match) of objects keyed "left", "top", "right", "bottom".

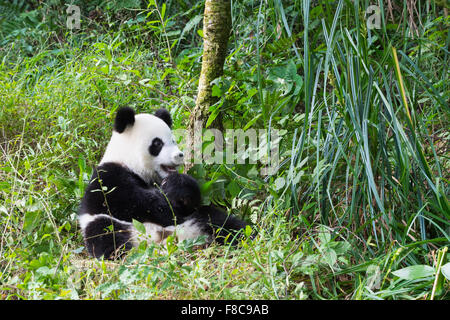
[
  {"left": 114, "top": 107, "right": 135, "bottom": 133},
  {"left": 154, "top": 108, "right": 172, "bottom": 128}
]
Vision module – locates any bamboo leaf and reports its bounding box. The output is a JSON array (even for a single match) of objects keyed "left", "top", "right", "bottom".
[
  {"left": 132, "top": 219, "right": 146, "bottom": 234},
  {"left": 441, "top": 263, "right": 450, "bottom": 281},
  {"left": 392, "top": 265, "right": 435, "bottom": 280}
]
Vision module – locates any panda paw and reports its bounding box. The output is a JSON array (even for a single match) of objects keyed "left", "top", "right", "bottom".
[{"left": 161, "top": 173, "right": 201, "bottom": 217}]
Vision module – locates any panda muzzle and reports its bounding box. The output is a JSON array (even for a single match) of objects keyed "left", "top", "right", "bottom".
[{"left": 161, "top": 164, "right": 178, "bottom": 173}]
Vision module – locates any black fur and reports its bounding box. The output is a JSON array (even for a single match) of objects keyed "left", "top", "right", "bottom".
[
  {"left": 149, "top": 137, "right": 164, "bottom": 156},
  {"left": 80, "top": 163, "right": 186, "bottom": 227},
  {"left": 114, "top": 107, "right": 135, "bottom": 133},
  {"left": 154, "top": 108, "right": 172, "bottom": 128},
  {"left": 195, "top": 205, "right": 249, "bottom": 245},
  {"left": 80, "top": 167, "right": 250, "bottom": 259},
  {"left": 161, "top": 173, "right": 201, "bottom": 217},
  {"left": 83, "top": 216, "right": 134, "bottom": 259},
  {"left": 161, "top": 173, "right": 249, "bottom": 245}
]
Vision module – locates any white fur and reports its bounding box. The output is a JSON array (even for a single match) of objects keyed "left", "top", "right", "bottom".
[
  {"left": 175, "top": 219, "right": 212, "bottom": 243},
  {"left": 79, "top": 213, "right": 132, "bottom": 232},
  {"left": 130, "top": 222, "right": 176, "bottom": 245},
  {"left": 100, "top": 113, "right": 184, "bottom": 183},
  {"left": 78, "top": 213, "right": 97, "bottom": 231},
  {"left": 133, "top": 220, "right": 210, "bottom": 245},
  {"left": 79, "top": 213, "right": 176, "bottom": 244},
  {"left": 131, "top": 220, "right": 210, "bottom": 245}
]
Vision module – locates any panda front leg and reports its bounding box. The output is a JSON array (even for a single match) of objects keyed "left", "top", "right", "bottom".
[
  {"left": 172, "top": 206, "right": 249, "bottom": 245},
  {"left": 200, "top": 205, "right": 250, "bottom": 245}
]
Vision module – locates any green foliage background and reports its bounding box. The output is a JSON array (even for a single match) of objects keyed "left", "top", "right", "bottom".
[{"left": 0, "top": 0, "right": 449, "bottom": 299}]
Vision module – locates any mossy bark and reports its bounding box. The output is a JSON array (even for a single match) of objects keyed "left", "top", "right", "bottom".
[{"left": 186, "top": 0, "right": 231, "bottom": 170}]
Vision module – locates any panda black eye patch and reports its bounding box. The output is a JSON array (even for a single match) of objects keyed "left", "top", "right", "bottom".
[{"left": 149, "top": 138, "right": 164, "bottom": 156}]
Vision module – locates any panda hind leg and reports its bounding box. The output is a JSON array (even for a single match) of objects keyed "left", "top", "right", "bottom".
[{"left": 83, "top": 216, "right": 134, "bottom": 260}]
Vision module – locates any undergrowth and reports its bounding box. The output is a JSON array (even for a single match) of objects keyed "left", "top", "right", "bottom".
[{"left": 0, "top": 0, "right": 449, "bottom": 300}]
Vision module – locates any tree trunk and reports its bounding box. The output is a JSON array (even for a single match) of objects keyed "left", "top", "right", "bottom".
[{"left": 185, "top": 0, "right": 231, "bottom": 171}]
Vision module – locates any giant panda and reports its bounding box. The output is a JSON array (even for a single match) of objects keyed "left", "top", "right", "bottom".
[{"left": 78, "top": 107, "right": 248, "bottom": 259}]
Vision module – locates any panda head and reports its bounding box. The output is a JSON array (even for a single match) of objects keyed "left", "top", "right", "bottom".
[{"left": 100, "top": 107, "right": 184, "bottom": 184}]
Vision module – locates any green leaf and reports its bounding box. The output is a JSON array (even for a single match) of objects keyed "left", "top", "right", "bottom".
[
  {"left": 23, "top": 210, "right": 39, "bottom": 232},
  {"left": 227, "top": 180, "right": 240, "bottom": 198},
  {"left": 179, "top": 14, "right": 202, "bottom": 42},
  {"left": 139, "top": 78, "right": 151, "bottom": 86},
  {"left": 245, "top": 225, "right": 252, "bottom": 237},
  {"left": 318, "top": 225, "right": 331, "bottom": 245},
  {"left": 200, "top": 179, "right": 216, "bottom": 194},
  {"left": 441, "top": 263, "right": 450, "bottom": 280},
  {"left": 205, "top": 101, "right": 223, "bottom": 128},
  {"left": 104, "top": 47, "right": 112, "bottom": 62},
  {"left": 392, "top": 265, "right": 435, "bottom": 280},
  {"left": 161, "top": 3, "right": 166, "bottom": 20},
  {"left": 267, "top": 60, "right": 302, "bottom": 95},
  {"left": 321, "top": 248, "right": 337, "bottom": 266},
  {"left": 243, "top": 113, "right": 262, "bottom": 131},
  {"left": 211, "top": 84, "right": 222, "bottom": 97},
  {"left": 132, "top": 219, "right": 146, "bottom": 234},
  {"left": 273, "top": 177, "right": 285, "bottom": 191},
  {"left": 99, "top": 64, "right": 109, "bottom": 74},
  {"left": 23, "top": 203, "right": 43, "bottom": 233},
  {"left": 36, "top": 266, "right": 53, "bottom": 277}
]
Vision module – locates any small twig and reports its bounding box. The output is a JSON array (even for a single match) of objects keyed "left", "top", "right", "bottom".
[{"left": 53, "top": 244, "right": 67, "bottom": 277}]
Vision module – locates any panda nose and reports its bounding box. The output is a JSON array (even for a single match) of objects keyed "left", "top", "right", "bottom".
[{"left": 174, "top": 151, "right": 184, "bottom": 164}]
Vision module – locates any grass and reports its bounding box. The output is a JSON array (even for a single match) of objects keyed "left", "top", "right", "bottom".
[{"left": 0, "top": 0, "right": 449, "bottom": 300}]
